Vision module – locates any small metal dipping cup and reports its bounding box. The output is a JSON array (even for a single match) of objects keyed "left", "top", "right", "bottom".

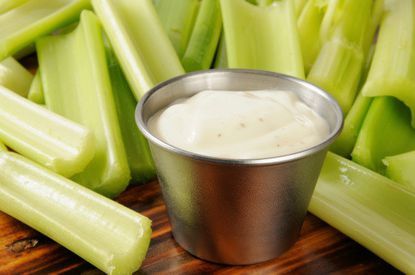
[{"left": 136, "top": 69, "right": 343, "bottom": 265}]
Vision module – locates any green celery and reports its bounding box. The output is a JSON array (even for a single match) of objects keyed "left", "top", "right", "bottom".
[
  {"left": 154, "top": 0, "right": 200, "bottom": 58},
  {"left": 318, "top": 0, "right": 345, "bottom": 43},
  {"left": 330, "top": 92, "right": 373, "bottom": 157},
  {"left": 384, "top": 151, "right": 415, "bottom": 192},
  {"left": 0, "top": 0, "right": 28, "bottom": 14},
  {"left": 27, "top": 71, "right": 45, "bottom": 104},
  {"left": 0, "top": 151, "right": 151, "bottom": 274},
  {"left": 220, "top": 0, "right": 304, "bottom": 78},
  {"left": 37, "top": 11, "right": 130, "bottom": 198},
  {"left": 297, "top": 0, "right": 327, "bottom": 73},
  {"left": 0, "top": 140, "right": 6, "bottom": 151},
  {"left": 182, "top": 0, "right": 222, "bottom": 72},
  {"left": 311, "top": 152, "right": 415, "bottom": 274},
  {"left": 0, "top": 57, "right": 33, "bottom": 97},
  {"left": 213, "top": 31, "right": 228, "bottom": 68},
  {"left": 0, "top": 0, "right": 90, "bottom": 61},
  {"left": 92, "top": 0, "right": 185, "bottom": 99},
  {"left": 0, "top": 85, "right": 94, "bottom": 178},
  {"left": 362, "top": 0, "right": 415, "bottom": 127},
  {"left": 307, "top": 0, "right": 375, "bottom": 113},
  {"left": 351, "top": 97, "right": 415, "bottom": 174},
  {"left": 105, "top": 42, "right": 156, "bottom": 183}
]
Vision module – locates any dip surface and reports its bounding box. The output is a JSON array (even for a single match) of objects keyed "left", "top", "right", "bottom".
[{"left": 147, "top": 90, "right": 330, "bottom": 159}]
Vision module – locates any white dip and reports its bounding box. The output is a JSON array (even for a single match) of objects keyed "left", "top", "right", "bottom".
[{"left": 147, "top": 90, "right": 330, "bottom": 159}]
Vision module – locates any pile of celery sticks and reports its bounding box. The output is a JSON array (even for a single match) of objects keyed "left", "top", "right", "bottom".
[{"left": 0, "top": 0, "right": 414, "bottom": 273}]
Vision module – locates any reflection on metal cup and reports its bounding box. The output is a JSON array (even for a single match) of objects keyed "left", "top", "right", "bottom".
[{"left": 136, "top": 69, "right": 343, "bottom": 265}]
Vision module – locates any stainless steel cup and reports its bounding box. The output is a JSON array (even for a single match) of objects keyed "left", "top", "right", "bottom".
[{"left": 136, "top": 69, "right": 343, "bottom": 265}]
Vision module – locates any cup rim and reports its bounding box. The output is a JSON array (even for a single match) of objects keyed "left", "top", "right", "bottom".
[{"left": 135, "top": 69, "right": 343, "bottom": 165}]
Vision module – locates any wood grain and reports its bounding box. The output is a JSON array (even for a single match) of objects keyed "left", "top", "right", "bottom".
[{"left": 0, "top": 181, "right": 402, "bottom": 274}]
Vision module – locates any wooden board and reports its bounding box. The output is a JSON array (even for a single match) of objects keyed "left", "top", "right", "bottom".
[{"left": 0, "top": 181, "right": 401, "bottom": 274}]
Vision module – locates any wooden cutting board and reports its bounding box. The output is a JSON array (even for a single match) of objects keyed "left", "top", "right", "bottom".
[{"left": 0, "top": 181, "right": 401, "bottom": 274}]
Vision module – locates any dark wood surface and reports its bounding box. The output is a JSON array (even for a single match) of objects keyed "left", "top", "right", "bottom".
[{"left": 0, "top": 180, "right": 401, "bottom": 274}]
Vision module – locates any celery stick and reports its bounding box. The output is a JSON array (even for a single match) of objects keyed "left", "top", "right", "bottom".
[
  {"left": 37, "top": 11, "right": 130, "bottom": 198},
  {"left": 0, "top": 0, "right": 90, "bottom": 61},
  {"left": 330, "top": 93, "right": 373, "bottom": 157},
  {"left": 182, "top": 0, "right": 222, "bottom": 72},
  {"left": 0, "top": 57, "right": 33, "bottom": 97},
  {"left": 311, "top": 152, "right": 415, "bottom": 274},
  {"left": 0, "top": 0, "right": 28, "bottom": 14},
  {"left": 105, "top": 42, "right": 156, "bottom": 183},
  {"left": 307, "top": 0, "right": 375, "bottom": 113},
  {"left": 220, "top": 0, "right": 304, "bottom": 78},
  {"left": 0, "top": 151, "right": 151, "bottom": 274},
  {"left": 362, "top": 0, "right": 415, "bottom": 127},
  {"left": 0, "top": 85, "right": 94, "bottom": 178},
  {"left": 319, "top": 0, "right": 345, "bottom": 43},
  {"left": 351, "top": 97, "right": 415, "bottom": 174},
  {"left": 27, "top": 71, "right": 45, "bottom": 104},
  {"left": 384, "top": 151, "right": 415, "bottom": 192},
  {"left": 155, "top": 0, "right": 200, "bottom": 58},
  {"left": 297, "top": 0, "right": 327, "bottom": 73},
  {"left": 213, "top": 31, "right": 228, "bottom": 69},
  {"left": 92, "top": 0, "right": 185, "bottom": 99},
  {"left": 0, "top": 140, "right": 6, "bottom": 151}
]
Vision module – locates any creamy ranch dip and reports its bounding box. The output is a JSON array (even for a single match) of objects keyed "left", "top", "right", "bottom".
[{"left": 147, "top": 90, "right": 329, "bottom": 159}]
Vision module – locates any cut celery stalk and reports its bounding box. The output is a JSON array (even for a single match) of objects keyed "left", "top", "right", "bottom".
[
  {"left": 0, "top": 0, "right": 90, "bottom": 61},
  {"left": 105, "top": 41, "right": 156, "bottom": 183},
  {"left": 0, "top": 57, "right": 33, "bottom": 97},
  {"left": 0, "top": 140, "right": 6, "bottom": 151},
  {"left": 27, "top": 71, "right": 45, "bottom": 104},
  {"left": 311, "top": 152, "right": 415, "bottom": 274},
  {"left": 0, "top": 151, "right": 151, "bottom": 274},
  {"left": 319, "top": 0, "right": 345, "bottom": 43},
  {"left": 351, "top": 97, "right": 415, "bottom": 174},
  {"left": 182, "top": 0, "right": 222, "bottom": 72},
  {"left": 362, "top": 0, "right": 415, "bottom": 127},
  {"left": 155, "top": 0, "right": 200, "bottom": 58},
  {"left": 92, "top": 0, "right": 185, "bottom": 99},
  {"left": 384, "top": 151, "right": 415, "bottom": 192},
  {"left": 330, "top": 92, "right": 373, "bottom": 157},
  {"left": 297, "top": 0, "right": 327, "bottom": 73},
  {"left": 0, "top": 85, "right": 94, "bottom": 178},
  {"left": 294, "top": 0, "right": 308, "bottom": 16},
  {"left": 307, "top": 0, "right": 376, "bottom": 113},
  {"left": 0, "top": 0, "right": 28, "bottom": 14},
  {"left": 213, "top": 31, "right": 228, "bottom": 69},
  {"left": 220, "top": 0, "right": 304, "bottom": 78},
  {"left": 37, "top": 11, "right": 130, "bottom": 198}
]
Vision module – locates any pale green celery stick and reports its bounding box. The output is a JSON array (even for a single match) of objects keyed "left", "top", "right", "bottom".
[
  {"left": 0, "top": 140, "right": 6, "bottom": 151},
  {"left": 0, "top": 151, "right": 151, "bottom": 274},
  {"left": 155, "top": 0, "right": 200, "bottom": 58},
  {"left": 0, "top": 85, "right": 94, "bottom": 177},
  {"left": 297, "top": 0, "right": 327, "bottom": 73},
  {"left": 92, "top": 0, "right": 185, "bottom": 100},
  {"left": 0, "top": 0, "right": 28, "bottom": 14},
  {"left": 294, "top": 0, "right": 307, "bottom": 16},
  {"left": 351, "top": 97, "right": 415, "bottom": 174},
  {"left": 27, "top": 71, "right": 44, "bottom": 104},
  {"left": 362, "top": 0, "right": 415, "bottom": 127},
  {"left": 220, "top": 0, "right": 304, "bottom": 78},
  {"left": 384, "top": 151, "right": 415, "bottom": 192},
  {"left": 105, "top": 43, "right": 156, "bottom": 183},
  {"left": 182, "top": 0, "right": 222, "bottom": 71},
  {"left": 0, "top": 56, "right": 33, "bottom": 97},
  {"left": 319, "top": 0, "right": 345, "bottom": 43},
  {"left": 310, "top": 152, "right": 415, "bottom": 274},
  {"left": 37, "top": 11, "right": 130, "bottom": 198},
  {"left": 213, "top": 31, "right": 228, "bottom": 68},
  {"left": 330, "top": 93, "right": 373, "bottom": 157},
  {"left": 307, "top": 0, "right": 374, "bottom": 113},
  {"left": 0, "top": 0, "right": 90, "bottom": 61}
]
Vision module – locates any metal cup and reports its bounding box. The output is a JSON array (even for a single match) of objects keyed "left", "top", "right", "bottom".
[{"left": 136, "top": 69, "right": 343, "bottom": 265}]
